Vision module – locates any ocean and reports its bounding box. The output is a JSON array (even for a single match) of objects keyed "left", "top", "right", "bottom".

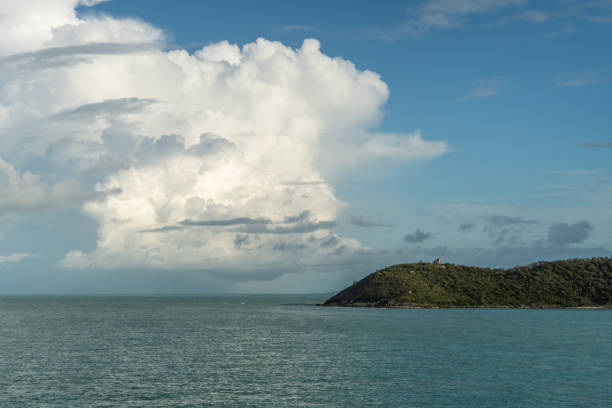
[{"left": 0, "top": 295, "right": 610, "bottom": 407}]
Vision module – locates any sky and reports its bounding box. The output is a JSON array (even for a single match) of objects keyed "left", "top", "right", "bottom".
[{"left": 0, "top": 0, "right": 611, "bottom": 294}]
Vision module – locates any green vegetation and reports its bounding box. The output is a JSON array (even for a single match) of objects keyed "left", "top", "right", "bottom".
[{"left": 323, "top": 258, "right": 612, "bottom": 308}]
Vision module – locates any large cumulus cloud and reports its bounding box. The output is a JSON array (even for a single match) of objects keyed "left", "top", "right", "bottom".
[{"left": 0, "top": 1, "right": 447, "bottom": 275}]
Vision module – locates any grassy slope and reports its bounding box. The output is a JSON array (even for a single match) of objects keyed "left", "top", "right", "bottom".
[{"left": 323, "top": 257, "right": 612, "bottom": 307}]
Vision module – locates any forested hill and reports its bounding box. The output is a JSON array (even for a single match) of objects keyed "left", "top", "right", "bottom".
[{"left": 322, "top": 257, "right": 612, "bottom": 308}]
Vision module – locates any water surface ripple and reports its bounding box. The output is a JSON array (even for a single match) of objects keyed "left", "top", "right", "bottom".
[{"left": 0, "top": 295, "right": 610, "bottom": 407}]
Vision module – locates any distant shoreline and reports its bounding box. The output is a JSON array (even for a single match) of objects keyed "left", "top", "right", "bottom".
[{"left": 319, "top": 303, "right": 610, "bottom": 309}]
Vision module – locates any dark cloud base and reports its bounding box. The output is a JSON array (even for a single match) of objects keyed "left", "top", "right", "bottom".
[
  {"left": 349, "top": 215, "right": 392, "bottom": 228},
  {"left": 404, "top": 229, "right": 431, "bottom": 243}
]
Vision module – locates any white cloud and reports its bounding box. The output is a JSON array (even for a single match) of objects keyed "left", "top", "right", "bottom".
[
  {"left": 0, "top": 2, "right": 447, "bottom": 275},
  {"left": 0, "top": 0, "right": 161, "bottom": 56},
  {"left": 0, "top": 252, "right": 35, "bottom": 265}
]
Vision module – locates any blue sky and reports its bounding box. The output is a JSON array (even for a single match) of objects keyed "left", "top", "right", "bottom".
[{"left": 0, "top": 0, "right": 610, "bottom": 293}]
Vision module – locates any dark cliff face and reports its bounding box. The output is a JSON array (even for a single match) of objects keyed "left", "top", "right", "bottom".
[{"left": 323, "top": 258, "right": 612, "bottom": 308}]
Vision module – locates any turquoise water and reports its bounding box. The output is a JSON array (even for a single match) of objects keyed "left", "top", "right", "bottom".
[{"left": 0, "top": 295, "right": 610, "bottom": 407}]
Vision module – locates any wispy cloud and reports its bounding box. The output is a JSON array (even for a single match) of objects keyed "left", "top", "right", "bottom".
[
  {"left": 458, "top": 79, "right": 499, "bottom": 102},
  {"left": 517, "top": 9, "right": 551, "bottom": 23},
  {"left": 581, "top": 142, "right": 612, "bottom": 148},
  {"left": 372, "top": 0, "right": 527, "bottom": 40},
  {"left": 275, "top": 24, "right": 315, "bottom": 32},
  {"left": 554, "top": 72, "right": 601, "bottom": 87},
  {"left": 553, "top": 169, "right": 602, "bottom": 176},
  {"left": 498, "top": 1, "right": 612, "bottom": 27},
  {"left": 0, "top": 252, "right": 36, "bottom": 266},
  {"left": 372, "top": 0, "right": 612, "bottom": 40},
  {"left": 582, "top": 15, "right": 612, "bottom": 24},
  {"left": 495, "top": 9, "right": 554, "bottom": 26}
]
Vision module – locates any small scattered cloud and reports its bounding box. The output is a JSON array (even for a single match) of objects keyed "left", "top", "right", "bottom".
[
  {"left": 483, "top": 215, "right": 538, "bottom": 245},
  {"left": 0, "top": 252, "right": 36, "bottom": 266},
  {"left": 404, "top": 229, "right": 431, "bottom": 243},
  {"left": 485, "top": 215, "right": 538, "bottom": 227},
  {"left": 275, "top": 24, "right": 316, "bottom": 32},
  {"left": 459, "top": 221, "right": 476, "bottom": 232},
  {"left": 547, "top": 220, "right": 592, "bottom": 245},
  {"left": 349, "top": 215, "right": 392, "bottom": 228},
  {"left": 459, "top": 215, "right": 537, "bottom": 233},
  {"left": 458, "top": 79, "right": 499, "bottom": 102},
  {"left": 360, "top": 131, "right": 449, "bottom": 162},
  {"left": 457, "top": 214, "right": 538, "bottom": 245}
]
